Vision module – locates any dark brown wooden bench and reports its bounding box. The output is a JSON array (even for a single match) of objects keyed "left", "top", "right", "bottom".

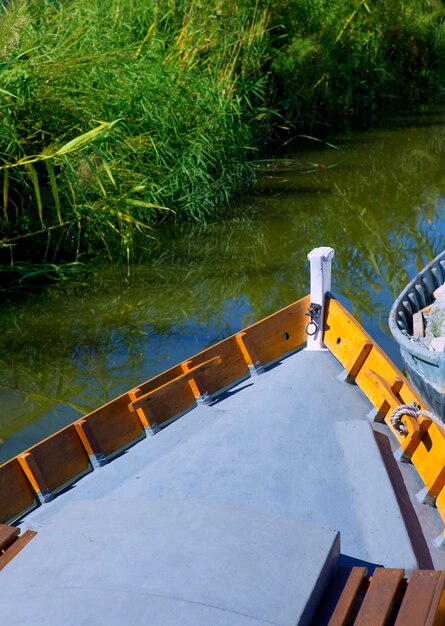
[{"left": 313, "top": 566, "right": 445, "bottom": 625}]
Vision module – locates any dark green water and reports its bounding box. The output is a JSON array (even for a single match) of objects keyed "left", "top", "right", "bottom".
[{"left": 1, "top": 106, "right": 445, "bottom": 462}]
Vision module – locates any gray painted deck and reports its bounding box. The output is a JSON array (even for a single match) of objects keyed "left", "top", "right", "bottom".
[{"left": 0, "top": 349, "right": 422, "bottom": 625}]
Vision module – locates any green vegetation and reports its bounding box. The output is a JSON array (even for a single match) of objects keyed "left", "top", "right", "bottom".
[{"left": 1, "top": 0, "right": 445, "bottom": 271}]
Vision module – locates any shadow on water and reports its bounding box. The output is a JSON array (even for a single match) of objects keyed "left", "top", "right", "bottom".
[{"left": 1, "top": 105, "right": 445, "bottom": 459}]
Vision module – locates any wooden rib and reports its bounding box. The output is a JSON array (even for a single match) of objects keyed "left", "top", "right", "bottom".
[
  {"left": 407, "top": 422, "right": 445, "bottom": 510},
  {"left": 129, "top": 356, "right": 222, "bottom": 411},
  {"left": 317, "top": 566, "right": 367, "bottom": 626},
  {"left": 21, "top": 425, "right": 92, "bottom": 497},
  {"left": 127, "top": 389, "right": 156, "bottom": 429},
  {"left": 432, "top": 490, "right": 445, "bottom": 537},
  {"left": 74, "top": 418, "right": 106, "bottom": 465},
  {"left": 235, "top": 332, "right": 256, "bottom": 368},
  {"left": 181, "top": 360, "right": 206, "bottom": 398},
  {"left": 395, "top": 570, "right": 445, "bottom": 625},
  {"left": 324, "top": 297, "right": 421, "bottom": 409},
  {"left": 0, "top": 530, "right": 37, "bottom": 572},
  {"left": 0, "top": 524, "right": 19, "bottom": 552},
  {"left": 344, "top": 341, "right": 373, "bottom": 383},
  {"left": 419, "top": 464, "right": 445, "bottom": 504},
  {"left": 17, "top": 452, "right": 52, "bottom": 501},
  {"left": 354, "top": 568, "right": 404, "bottom": 626},
  {"left": 74, "top": 418, "right": 102, "bottom": 457},
  {"left": 0, "top": 458, "right": 37, "bottom": 524},
  {"left": 365, "top": 370, "right": 404, "bottom": 421}
]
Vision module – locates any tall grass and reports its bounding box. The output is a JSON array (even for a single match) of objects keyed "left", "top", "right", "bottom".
[
  {"left": 269, "top": 0, "right": 445, "bottom": 129},
  {"left": 1, "top": 0, "right": 445, "bottom": 271},
  {"left": 0, "top": 0, "right": 269, "bottom": 265}
]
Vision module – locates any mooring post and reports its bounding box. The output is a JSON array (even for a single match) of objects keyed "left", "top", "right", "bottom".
[{"left": 306, "top": 247, "right": 335, "bottom": 351}]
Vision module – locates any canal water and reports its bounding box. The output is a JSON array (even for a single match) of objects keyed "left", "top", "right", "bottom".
[{"left": 1, "top": 106, "right": 445, "bottom": 461}]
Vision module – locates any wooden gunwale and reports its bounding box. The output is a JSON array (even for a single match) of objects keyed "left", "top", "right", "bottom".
[
  {"left": 3, "top": 291, "right": 445, "bottom": 543},
  {"left": 325, "top": 295, "right": 445, "bottom": 541},
  {"left": 0, "top": 294, "right": 310, "bottom": 524}
]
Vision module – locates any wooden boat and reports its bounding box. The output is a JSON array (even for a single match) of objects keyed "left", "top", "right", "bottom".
[
  {"left": 389, "top": 250, "right": 445, "bottom": 420},
  {"left": 3, "top": 247, "right": 445, "bottom": 624}
]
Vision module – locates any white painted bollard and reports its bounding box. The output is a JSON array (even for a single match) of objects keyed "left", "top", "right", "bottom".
[{"left": 305, "top": 247, "right": 335, "bottom": 351}]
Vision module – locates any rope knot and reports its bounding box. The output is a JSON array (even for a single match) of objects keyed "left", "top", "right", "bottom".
[
  {"left": 390, "top": 402, "right": 440, "bottom": 436},
  {"left": 390, "top": 401, "right": 420, "bottom": 436}
]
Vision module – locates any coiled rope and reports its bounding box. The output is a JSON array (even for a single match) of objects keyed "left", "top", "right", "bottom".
[{"left": 390, "top": 401, "right": 443, "bottom": 436}]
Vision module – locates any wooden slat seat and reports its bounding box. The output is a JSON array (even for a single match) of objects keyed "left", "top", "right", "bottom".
[
  {"left": 313, "top": 566, "right": 367, "bottom": 625},
  {"left": 395, "top": 570, "right": 445, "bottom": 626},
  {"left": 314, "top": 567, "right": 445, "bottom": 625},
  {"left": 354, "top": 568, "right": 404, "bottom": 625}
]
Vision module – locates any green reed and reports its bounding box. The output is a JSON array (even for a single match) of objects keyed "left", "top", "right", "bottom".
[
  {"left": 0, "top": 0, "right": 268, "bottom": 266},
  {"left": 1, "top": 0, "right": 445, "bottom": 275}
]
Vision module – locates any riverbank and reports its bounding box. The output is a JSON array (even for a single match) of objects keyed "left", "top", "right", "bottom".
[
  {"left": 2, "top": 103, "right": 445, "bottom": 452},
  {"left": 1, "top": 0, "right": 445, "bottom": 274}
]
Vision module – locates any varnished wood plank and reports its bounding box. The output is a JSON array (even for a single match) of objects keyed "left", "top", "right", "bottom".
[
  {"left": 186, "top": 338, "right": 248, "bottom": 396},
  {"left": 26, "top": 425, "right": 91, "bottom": 495},
  {"left": 235, "top": 332, "right": 256, "bottom": 368},
  {"left": 17, "top": 452, "right": 51, "bottom": 500},
  {"left": 324, "top": 297, "right": 422, "bottom": 410},
  {"left": 365, "top": 370, "right": 404, "bottom": 421},
  {"left": 82, "top": 394, "right": 146, "bottom": 458},
  {"left": 133, "top": 363, "right": 185, "bottom": 398},
  {"left": 242, "top": 296, "right": 310, "bottom": 366},
  {"left": 128, "top": 389, "right": 156, "bottom": 429},
  {"left": 425, "top": 570, "right": 445, "bottom": 625},
  {"left": 0, "top": 524, "right": 19, "bottom": 552},
  {"left": 395, "top": 570, "right": 444, "bottom": 625},
  {"left": 344, "top": 342, "right": 373, "bottom": 383},
  {"left": 312, "top": 566, "right": 367, "bottom": 626},
  {"left": 0, "top": 458, "right": 36, "bottom": 524},
  {"left": 326, "top": 567, "right": 368, "bottom": 626},
  {"left": 141, "top": 382, "right": 196, "bottom": 426},
  {"left": 129, "top": 356, "right": 222, "bottom": 410},
  {"left": 74, "top": 418, "right": 103, "bottom": 458},
  {"left": 128, "top": 296, "right": 309, "bottom": 412},
  {"left": 324, "top": 295, "right": 445, "bottom": 531},
  {"left": 410, "top": 425, "right": 445, "bottom": 499},
  {"left": 0, "top": 530, "right": 37, "bottom": 572},
  {"left": 354, "top": 568, "right": 404, "bottom": 626}
]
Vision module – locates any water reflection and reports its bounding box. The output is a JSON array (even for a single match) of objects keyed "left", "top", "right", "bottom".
[{"left": 1, "top": 106, "right": 445, "bottom": 461}]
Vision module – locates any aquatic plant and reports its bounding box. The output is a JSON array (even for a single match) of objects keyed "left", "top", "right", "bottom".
[{"left": 1, "top": 0, "right": 445, "bottom": 273}]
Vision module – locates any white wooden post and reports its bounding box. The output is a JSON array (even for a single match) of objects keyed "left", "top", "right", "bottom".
[{"left": 305, "top": 247, "right": 335, "bottom": 351}]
